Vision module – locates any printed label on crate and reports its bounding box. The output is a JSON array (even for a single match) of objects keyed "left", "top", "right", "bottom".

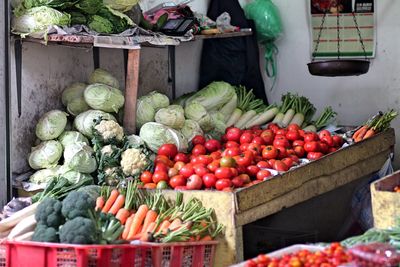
[{"left": 309, "top": 0, "right": 375, "bottom": 58}]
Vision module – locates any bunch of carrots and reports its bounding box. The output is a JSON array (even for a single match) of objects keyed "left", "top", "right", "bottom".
[
  {"left": 95, "top": 181, "right": 224, "bottom": 243},
  {"left": 353, "top": 109, "right": 398, "bottom": 142}
]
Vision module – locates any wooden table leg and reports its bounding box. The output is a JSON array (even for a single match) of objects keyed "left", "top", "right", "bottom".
[{"left": 123, "top": 48, "right": 141, "bottom": 134}]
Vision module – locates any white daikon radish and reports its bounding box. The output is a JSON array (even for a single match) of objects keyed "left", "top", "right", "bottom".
[
  {"left": 303, "top": 125, "right": 317, "bottom": 132},
  {"left": 8, "top": 214, "right": 36, "bottom": 239},
  {"left": 13, "top": 231, "right": 34, "bottom": 241},
  {"left": 0, "top": 202, "right": 39, "bottom": 233},
  {"left": 246, "top": 106, "right": 279, "bottom": 129}
]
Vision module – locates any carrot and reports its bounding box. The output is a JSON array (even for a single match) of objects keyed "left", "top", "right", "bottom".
[
  {"left": 168, "top": 218, "right": 182, "bottom": 231},
  {"left": 363, "top": 128, "right": 375, "bottom": 140},
  {"left": 108, "top": 194, "right": 125, "bottom": 215},
  {"left": 116, "top": 208, "right": 130, "bottom": 225},
  {"left": 102, "top": 189, "right": 119, "bottom": 213},
  {"left": 353, "top": 125, "right": 368, "bottom": 141},
  {"left": 200, "top": 235, "right": 213, "bottom": 241},
  {"left": 141, "top": 210, "right": 158, "bottom": 234},
  {"left": 95, "top": 196, "right": 105, "bottom": 211},
  {"left": 156, "top": 220, "right": 171, "bottom": 234},
  {"left": 127, "top": 204, "right": 149, "bottom": 240},
  {"left": 140, "top": 222, "right": 157, "bottom": 241},
  {"left": 122, "top": 215, "right": 134, "bottom": 240}
]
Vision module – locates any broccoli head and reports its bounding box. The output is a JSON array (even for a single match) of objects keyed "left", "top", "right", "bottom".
[
  {"left": 32, "top": 224, "right": 59, "bottom": 243},
  {"left": 35, "top": 197, "right": 64, "bottom": 228},
  {"left": 59, "top": 217, "right": 98, "bottom": 244},
  {"left": 62, "top": 191, "right": 95, "bottom": 220}
]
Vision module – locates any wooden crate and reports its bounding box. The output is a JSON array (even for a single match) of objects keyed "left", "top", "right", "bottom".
[
  {"left": 162, "top": 129, "right": 395, "bottom": 267},
  {"left": 371, "top": 169, "right": 400, "bottom": 229}
]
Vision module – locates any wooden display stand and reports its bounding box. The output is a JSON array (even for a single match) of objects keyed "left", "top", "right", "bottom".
[{"left": 161, "top": 129, "right": 395, "bottom": 266}]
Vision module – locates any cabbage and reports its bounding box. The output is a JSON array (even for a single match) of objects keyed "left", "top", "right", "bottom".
[
  {"left": 29, "top": 166, "right": 61, "bottom": 184},
  {"left": 73, "top": 109, "right": 117, "bottom": 138},
  {"left": 62, "top": 170, "right": 94, "bottom": 184},
  {"left": 146, "top": 91, "right": 170, "bottom": 112},
  {"left": 181, "top": 120, "right": 203, "bottom": 142},
  {"left": 11, "top": 6, "right": 70, "bottom": 38},
  {"left": 136, "top": 96, "right": 155, "bottom": 128},
  {"left": 75, "top": 0, "right": 103, "bottom": 15},
  {"left": 184, "top": 101, "right": 213, "bottom": 132},
  {"left": 88, "top": 15, "right": 114, "bottom": 34},
  {"left": 209, "top": 112, "right": 227, "bottom": 139},
  {"left": 21, "top": 0, "right": 78, "bottom": 10},
  {"left": 96, "top": 6, "right": 134, "bottom": 34},
  {"left": 67, "top": 97, "right": 90, "bottom": 116},
  {"left": 126, "top": 134, "right": 144, "bottom": 147},
  {"left": 187, "top": 81, "right": 236, "bottom": 111},
  {"left": 62, "top": 82, "right": 87, "bottom": 106},
  {"left": 84, "top": 83, "right": 125, "bottom": 113},
  {"left": 172, "top": 92, "right": 195, "bottom": 106},
  {"left": 35, "top": 110, "right": 68, "bottom": 141},
  {"left": 28, "top": 140, "right": 63, "bottom": 170},
  {"left": 155, "top": 105, "right": 185, "bottom": 129},
  {"left": 139, "top": 122, "right": 188, "bottom": 153},
  {"left": 64, "top": 143, "right": 97, "bottom": 173},
  {"left": 103, "top": 0, "right": 139, "bottom": 12},
  {"left": 58, "top": 131, "right": 89, "bottom": 148},
  {"left": 88, "top": 68, "right": 119, "bottom": 89}
]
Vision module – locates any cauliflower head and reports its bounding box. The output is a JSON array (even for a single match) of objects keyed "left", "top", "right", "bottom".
[
  {"left": 94, "top": 120, "right": 124, "bottom": 142},
  {"left": 120, "top": 148, "right": 148, "bottom": 176},
  {"left": 100, "top": 144, "right": 114, "bottom": 156}
]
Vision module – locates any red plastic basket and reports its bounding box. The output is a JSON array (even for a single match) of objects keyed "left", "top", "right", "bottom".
[{"left": 0, "top": 240, "right": 218, "bottom": 267}]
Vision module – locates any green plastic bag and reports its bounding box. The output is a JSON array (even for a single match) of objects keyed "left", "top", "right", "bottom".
[{"left": 244, "top": 0, "right": 283, "bottom": 80}]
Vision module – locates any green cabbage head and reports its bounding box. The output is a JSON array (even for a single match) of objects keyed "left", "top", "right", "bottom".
[
  {"left": 73, "top": 109, "right": 116, "bottom": 138},
  {"left": 184, "top": 102, "right": 213, "bottom": 132},
  {"left": 62, "top": 82, "right": 87, "bottom": 106},
  {"left": 63, "top": 143, "right": 97, "bottom": 173},
  {"left": 146, "top": 91, "right": 170, "bottom": 112},
  {"left": 28, "top": 141, "right": 63, "bottom": 170},
  {"left": 58, "top": 131, "right": 89, "bottom": 148},
  {"left": 35, "top": 110, "right": 68, "bottom": 141},
  {"left": 136, "top": 96, "right": 155, "bottom": 129},
  {"left": 88, "top": 68, "right": 119, "bottom": 89},
  {"left": 103, "top": 0, "right": 140, "bottom": 12},
  {"left": 180, "top": 120, "right": 203, "bottom": 142},
  {"left": 29, "top": 166, "right": 61, "bottom": 184},
  {"left": 155, "top": 105, "right": 185, "bottom": 130},
  {"left": 84, "top": 83, "right": 124, "bottom": 113}
]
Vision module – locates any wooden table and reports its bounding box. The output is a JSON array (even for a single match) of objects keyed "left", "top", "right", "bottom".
[{"left": 161, "top": 129, "right": 395, "bottom": 266}]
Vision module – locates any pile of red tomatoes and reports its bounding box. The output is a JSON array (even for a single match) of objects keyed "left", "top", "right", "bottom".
[{"left": 140, "top": 123, "right": 345, "bottom": 191}]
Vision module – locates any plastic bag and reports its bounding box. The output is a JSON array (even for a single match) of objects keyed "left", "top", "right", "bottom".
[{"left": 244, "top": 0, "right": 283, "bottom": 80}]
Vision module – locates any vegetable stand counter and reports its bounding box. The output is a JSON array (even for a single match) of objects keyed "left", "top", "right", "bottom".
[{"left": 160, "top": 129, "right": 395, "bottom": 267}]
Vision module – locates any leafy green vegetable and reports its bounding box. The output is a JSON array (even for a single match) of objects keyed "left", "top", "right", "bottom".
[
  {"left": 35, "top": 110, "right": 68, "bottom": 141},
  {"left": 84, "top": 83, "right": 124, "bottom": 113},
  {"left": 96, "top": 6, "right": 133, "bottom": 34},
  {"left": 29, "top": 166, "right": 61, "bottom": 184},
  {"left": 58, "top": 131, "right": 89, "bottom": 148},
  {"left": 75, "top": 0, "right": 103, "bottom": 15},
  {"left": 187, "top": 81, "right": 236, "bottom": 111},
  {"left": 184, "top": 101, "right": 213, "bottom": 132},
  {"left": 88, "top": 15, "right": 114, "bottom": 34},
  {"left": 63, "top": 142, "right": 97, "bottom": 174},
  {"left": 12, "top": 6, "right": 71, "bottom": 38},
  {"left": 180, "top": 120, "right": 203, "bottom": 142},
  {"left": 136, "top": 96, "right": 156, "bottom": 128},
  {"left": 21, "top": 0, "right": 78, "bottom": 10},
  {"left": 145, "top": 91, "right": 170, "bottom": 112},
  {"left": 61, "top": 82, "right": 87, "bottom": 106},
  {"left": 62, "top": 170, "right": 94, "bottom": 184},
  {"left": 69, "top": 10, "right": 87, "bottom": 25},
  {"left": 88, "top": 68, "right": 119, "bottom": 89},
  {"left": 103, "top": 0, "right": 139, "bottom": 13},
  {"left": 28, "top": 141, "right": 63, "bottom": 170},
  {"left": 73, "top": 109, "right": 116, "bottom": 138},
  {"left": 155, "top": 105, "right": 185, "bottom": 130}
]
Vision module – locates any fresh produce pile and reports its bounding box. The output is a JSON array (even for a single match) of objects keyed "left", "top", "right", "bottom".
[
  {"left": 352, "top": 110, "right": 398, "bottom": 143},
  {"left": 245, "top": 243, "right": 353, "bottom": 267},
  {"left": 139, "top": 123, "right": 345, "bottom": 191},
  {"left": 11, "top": 0, "right": 137, "bottom": 37}
]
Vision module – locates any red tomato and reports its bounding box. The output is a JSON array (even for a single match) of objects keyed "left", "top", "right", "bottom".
[
  {"left": 220, "top": 156, "right": 236, "bottom": 167},
  {"left": 174, "top": 185, "right": 188, "bottom": 190},
  {"left": 197, "top": 155, "right": 213, "bottom": 165},
  {"left": 191, "top": 135, "right": 206, "bottom": 145},
  {"left": 332, "top": 135, "right": 344, "bottom": 147},
  {"left": 215, "top": 179, "right": 232, "bottom": 191},
  {"left": 289, "top": 154, "right": 300, "bottom": 164},
  {"left": 144, "top": 183, "right": 157, "bottom": 189},
  {"left": 247, "top": 143, "right": 262, "bottom": 156},
  {"left": 328, "top": 147, "right": 338, "bottom": 153},
  {"left": 298, "top": 129, "right": 305, "bottom": 137},
  {"left": 157, "top": 144, "right": 178, "bottom": 159},
  {"left": 256, "top": 169, "right": 272, "bottom": 180},
  {"left": 179, "top": 164, "right": 195, "bottom": 178},
  {"left": 192, "top": 144, "right": 207, "bottom": 156},
  {"left": 276, "top": 129, "right": 287, "bottom": 136},
  {"left": 268, "top": 159, "right": 276, "bottom": 167},
  {"left": 304, "top": 133, "right": 318, "bottom": 142},
  {"left": 252, "top": 136, "right": 264, "bottom": 145},
  {"left": 168, "top": 168, "right": 179, "bottom": 178},
  {"left": 235, "top": 151, "right": 254, "bottom": 167},
  {"left": 318, "top": 129, "right": 331, "bottom": 139},
  {"left": 236, "top": 165, "right": 247, "bottom": 174},
  {"left": 225, "top": 141, "right": 240, "bottom": 148},
  {"left": 273, "top": 160, "right": 289, "bottom": 172},
  {"left": 260, "top": 129, "right": 275, "bottom": 145},
  {"left": 286, "top": 148, "right": 295, "bottom": 156},
  {"left": 293, "top": 140, "right": 305, "bottom": 147},
  {"left": 230, "top": 168, "right": 238, "bottom": 177},
  {"left": 257, "top": 161, "right": 272, "bottom": 169},
  {"left": 287, "top": 124, "right": 301, "bottom": 132},
  {"left": 252, "top": 129, "right": 263, "bottom": 136},
  {"left": 240, "top": 143, "right": 250, "bottom": 152},
  {"left": 140, "top": 171, "right": 153, "bottom": 184},
  {"left": 246, "top": 165, "right": 260, "bottom": 177},
  {"left": 275, "top": 146, "right": 288, "bottom": 159},
  {"left": 273, "top": 138, "right": 290, "bottom": 148},
  {"left": 232, "top": 176, "right": 244, "bottom": 188},
  {"left": 154, "top": 162, "right": 168, "bottom": 173},
  {"left": 262, "top": 146, "right": 279, "bottom": 159},
  {"left": 186, "top": 174, "right": 203, "bottom": 190},
  {"left": 223, "top": 147, "right": 241, "bottom": 157},
  {"left": 240, "top": 132, "right": 254, "bottom": 144},
  {"left": 152, "top": 171, "right": 169, "bottom": 183},
  {"left": 321, "top": 135, "right": 334, "bottom": 147},
  {"left": 205, "top": 139, "right": 221, "bottom": 152},
  {"left": 209, "top": 151, "right": 222, "bottom": 160},
  {"left": 174, "top": 153, "right": 189, "bottom": 163},
  {"left": 155, "top": 155, "right": 173, "bottom": 167},
  {"left": 220, "top": 134, "right": 228, "bottom": 143},
  {"left": 304, "top": 141, "right": 320, "bottom": 153},
  {"left": 294, "top": 146, "right": 305, "bottom": 158},
  {"left": 286, "top": 130, "right": 301, "bottom": 141},
  {"left": 215, "top": 167, "right": 233, "bottom": 179},
  {"left": 169, "top": 175, "right": 186, "bottom": 189},
  {"left": 202, "top": 173, "right": 217, "bottom": 188},
  {"left": 226, "top": 127, "right": 242, "bottom": 142},
  {"left": 194, "top": 165, "right": 209, "bottom": 177},
  {"left": 307, "top": 152, "right": 324, "bottom": 160},
  {"left": 282, "top": 157, "right": 294, "bottom": 168},
  {"left": 319, "top": 142, "right": 329, "bottom": 154},
  {"left": 239, "top": 174, "right": 251, "bottom": 184},
  {"left": 174, "top": 161, "right": 185, "bottom": 170},
  {"left": 207, "top": 160, "right": 220, "bottom": 172}
]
